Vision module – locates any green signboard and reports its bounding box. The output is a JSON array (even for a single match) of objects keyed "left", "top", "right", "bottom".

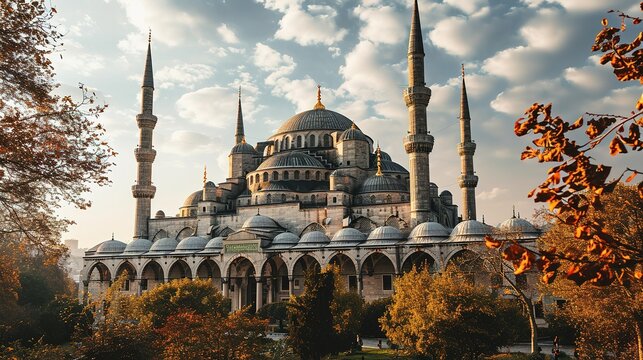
[{"left": 224, "top": 242, "right": 259, "bottom": 253}]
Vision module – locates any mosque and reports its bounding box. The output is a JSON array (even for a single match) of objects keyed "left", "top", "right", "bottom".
[{"left": 81, "top": 1, "right": 540, "bottom": 310}]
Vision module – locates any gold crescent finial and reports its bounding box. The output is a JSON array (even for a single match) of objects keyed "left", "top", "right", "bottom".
[
  {"left": 461, "top": 63, "right": 465, "bottom": 78},
  {"left": 203, "top": 164, "right": 207, "bottom": 185},
  {"left": 148, "top": 28, "right": 152, "bottom": 43},
  {"left": 351, "top": 122, "right": 357, "bottom": 129},
  {"left": 376, "top": 143, "right": 382, "bottom": 176},
  {"left": 313, "top": 84, "right": 325, "bottom": 110}
]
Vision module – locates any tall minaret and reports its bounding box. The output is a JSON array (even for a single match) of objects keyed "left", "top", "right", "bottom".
[
  {"left": 458, "top": 65, "right": 478, "bottom": 220},
  {"left": 235, "top": 87, "right": 244, "bottom": 144},
  {"left": 132, "top": 32, "right": 157, "bottom": 239},
  {"left": 403, "top": 0, "right": 434, "bottom": 226}
]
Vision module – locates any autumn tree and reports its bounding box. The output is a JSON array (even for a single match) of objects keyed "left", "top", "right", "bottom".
[
  {"left": 486, "top": 4, "right": 642, "bottom": 287},
  {"left": 540, "top": 184, "right": 642, "bottom": 359},
  {"left": 0, "top": 0, "right": 114, "bottom": 254},
  {"left": 380, "top": 267, "right": 514, "bottom": 360}
]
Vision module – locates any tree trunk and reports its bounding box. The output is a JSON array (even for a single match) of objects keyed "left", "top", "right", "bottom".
[
  {"left": 526, "top": 298, "right": 539, "bottom": 354},
  {"left": 636, "top": 316, "right": 643, "bottom": 360}
]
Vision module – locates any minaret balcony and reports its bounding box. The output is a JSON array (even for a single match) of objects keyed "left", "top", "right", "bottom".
[
  {"left": 136, "top": 113, "right": 158, "bottom": 128},
  {"left": 457, "top": 142, "right": 476, "bottom": 156},
  {"left": 403, "top": 86, "right": 431, "bottom": 106},
  {"left": 404, "top": 133, "right": 434, "bottom": 154},
  {"left": 131, "top": 184, "right": 156, "bottom": 198},
  {"left": 134, "top": 148, "right": 157, "bottom": 162},
  {"left": 458, "top": 174, "right": 479, "bottom": 188}
]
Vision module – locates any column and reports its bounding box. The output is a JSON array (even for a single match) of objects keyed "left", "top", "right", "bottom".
[
  {"left": 357, "top": 275, "right": 363, "bottom": 297},
  {"left": 255, "top": 278, "right": 263, "bottom": 312},
  {"left": 267, "top": 278, "right": 274, "bottom": 304},
  {"left": 289, "top": 277, "right": 295, "bottom": 297},
  {"left": 222, "top": 278, "right": 229, "bottom": 298}
]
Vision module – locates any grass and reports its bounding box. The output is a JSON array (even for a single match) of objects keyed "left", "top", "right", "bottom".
[{"left": 325, "top": 348, "right": 410, "bottom": 359}]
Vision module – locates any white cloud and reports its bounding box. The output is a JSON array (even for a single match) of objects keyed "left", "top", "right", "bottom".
[
  {"left": 563, "top": 56, "right": 615, "bottom": 92},
  {"left": 256, "top": 0, "right": 301, "bottom": 12},
  {"left": 328, "top": 46, "right": 341, "bottom": 58},
  {"left": 478, "top": 187, "right": 508, "bottom": 200},
  {"left": 217, "top": 24, "right": 239, "bottom": 44},
  {"left": 156, "top": 64, "right": 214, "bottom": 89},
  {"left": 443, "top": 0, "right": 487, "bottom": 15},
  {"left": 354, "top": 5, "right": 405, "bottom": 45},
  {"left": 158, "top": 130, "right": 219, "bottom": 155},
  {"left": 176, "top": 86, "right": 257, "bottom": 128},
  {"left": 520, "top": 8, "right": 572, "bottom": 51},
  {"left": 482, "top": 46, "right": 550, "bottom": 83}
]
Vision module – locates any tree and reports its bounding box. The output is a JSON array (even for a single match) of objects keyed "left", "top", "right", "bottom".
[
  {"left": 155, "top": 310, "right": 268, "bottom": 360},
  {"left": 138, "top": 278, "right": 228, "bottom": 327},
  {"left": 380, "top": 267, "right": 513, "bottom": 360},
  {"left": 486, "top": 4, "right": 642, "bottom": 286},
  {"left": 539, "top": 184, "right": 642, "bottom": 359},
  {"left": 360, "top": 297, "right": 391, "bottom": 338},
  {"left": 0, "top": 0, "right": 114, "bottom": 255}
]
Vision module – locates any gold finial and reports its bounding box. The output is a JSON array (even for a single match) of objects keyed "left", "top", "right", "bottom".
[
  {"left": 461, "top": 63, "right": 465, "bottom": 78},
  {"left": 313, "top": 84, "right": 325, "bottom": 110},
  {"left": 351, "top": 122, "right": 357, "bottom": 129},
  {"left": 203, "top": 165, "right": 207, "bottom": 185},
  {"left": 148, "top": 28, "right": 152, "bottom": 43},
  {"left": 376, "top": 143, "right": 382, "bottom": 176},
  {"left": 111, "top": 232, "right": 114, "bottom": 240},
  {"left": 241, "top": 136, "right": 246, "bottom": 144}
]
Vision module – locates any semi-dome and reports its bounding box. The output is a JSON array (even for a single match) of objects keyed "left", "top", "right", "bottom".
[
  {"left": 360, "top": 226, "right": 404, "bottom": 247},
  {"left": 182, "top": 190, "right": 202, "bottom": 207},
  {"left": 499, "top": 217, "right": 539, "bottom": 235},
  {"left": 123, "top": 238, "right": 153, "bottom": 254},
  {"left": 270, "top": 232, "right": 300, "bottom": 250},
  {"left": 359, "top": 175, "right": 408, "bottom": 194},
  {"left": 380, "top": 151, "right": 392, "bottom": 161},
  {"left": 257, "top": 151, "right": 325, "bottom": 171},
  {"left": 327, "top": 227, "right": 366, "bottom": 248},
  {"left": 339, "top": 126, "right": 367, "bottom": 142},
  {"left": 95, "top": 239, "right": 127, "bottom": 255},
  {"left": 450, "top": 220, "right": 493, "bottom": 242},
  {"left": 148, "top": 237, "right": 179, "bottom": 253},
  {"left": 242, "top": 214, "right": 281, "bottom": 229},
  {"left": 204, "top": 181, "right": 216, "bottom": 188},
  {"left": 292, "top": 230, "right": 330, "bottom": 249},
  {"left": 408, "top": 222, "right": 449, "bottom": 243},
  {"left": 230, "top": 142, "right": 257, "bottom": 155},
  {"left": 274, "top": 108, "right": 354, "bottom": 135},
  {"left": 174, "top": 236, "right": 208, "bottom": 253},
  {"left": 380, "top": 160, "right": 408, "bottom": 174},
  {"left": 202, "top": 236, "right": 224, "bottom": 253},
  {"left": 439, "top": 190, "right": 453, "bottom": 204},
  {"left": 155, "top": 210, "right": 165, "bottom": 219}
]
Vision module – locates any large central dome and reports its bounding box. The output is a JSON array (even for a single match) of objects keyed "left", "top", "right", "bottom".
[{"left": 274, "top": 108, "right": 355, "bottom": 135}]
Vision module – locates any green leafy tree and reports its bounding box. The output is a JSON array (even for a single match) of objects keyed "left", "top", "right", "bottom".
[
  {"left": 381, "top": 267, "right": 513, "bottom": 360},
  {"left": 361, "top": 297, "right": 391, "bottom": 337}
]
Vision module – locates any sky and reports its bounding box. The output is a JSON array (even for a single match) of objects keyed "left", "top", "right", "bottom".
[{"left": 51, "top": 0, "right": 641, "bottom": 248}]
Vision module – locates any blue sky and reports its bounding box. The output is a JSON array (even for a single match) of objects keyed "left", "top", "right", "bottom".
[{"left": 51, "top": 0, "right": 641, "bottom": 248}]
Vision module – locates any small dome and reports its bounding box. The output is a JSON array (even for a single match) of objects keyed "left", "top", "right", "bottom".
[
  {"left": 155, "top": 210, "right": 166, "bottom": 219},
  {"left": 339, "top": 127, "right": 367, "bottom": 142},
  {"left": 328, "top": 228, "right": 366, "bottom": 247},
  {"left": 230, "top": 142, "right": 257, "bottom": 155},
  {"left": 408, "top": 222, "right": 450, "bottom": 243},
  {"left": 293, "top": 231, "right": 330, "bottom": 249},
  {"left": 380, "top": 151, "right": 392, "bottom": 161},
  {"left": 148, "top": 237, "right": 179, "bottom": 253},
  {"left": 257, "top": 151, "right": 325, "bottom": 171},
  {"left": 204, "top": 181, "right": 216, "bottom": 188},
  {"left": 380, "top": 160, "right": 408, "bottom": 174},
  {"left": 260, "top": 182, "right": 291, "bottom": 192},
  {"left": 182, "top": 190, "right": 202, "bottom": 207},
  {"left": 174, "top": 236, "right": 208, "bottom": 253},
  {"left": 123, "top": 238, "right": 153, "bottom": 254},
  {"left": 439, "top": 191, "right": 453, "bottom": 204},
  {"left": 95, "top": 239, "right": 127, "bottom": 255},
  {"left": 270, "top": 232, "right": 300, "bottom": 249},
  {"left": 274, "top": 108, "right": 354, "bottom": 135},
  {"left": 499, "top": 217, "right": 539, "bottom": 235},
  {"left": 359, "top": 175, "right": 408, "bottom": 194},
  {"left": 242, "top": 214, "right": 280, "bottom": 229},
  {"left": 360, "top": 226, "right": 403, "bottom": 247},
  {"left": 450, "top": 220, "right": 493, "bottom": 242},
  {"left": 429, "top": 182, "right": 438, "bottom": 196},
  {"left": 202, "top": 237, "right": 224, "bottom": 252}
]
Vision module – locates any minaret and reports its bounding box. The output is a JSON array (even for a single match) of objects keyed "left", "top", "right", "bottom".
[
  {"left": 458, "top": 65, "right": 478, "bottom": 220},
  {"left": 235, "top": 87, "right": 244, "bottom": 144},
  {"left": 403, "top": 0, "right": 434, "bottom": 226},
  {"left": 132, "top": 31, "right": 157, "bottom": 239}
]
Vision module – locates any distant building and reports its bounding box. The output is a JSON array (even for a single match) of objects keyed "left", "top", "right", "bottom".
[
  {"left": 81, "top": 1, "right": 540, "bottom": 312},
  {"left": 64, "top": 239, "right": 87, "bottom": 283}
]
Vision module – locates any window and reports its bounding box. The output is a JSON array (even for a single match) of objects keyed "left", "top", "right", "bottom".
[
  {"left": 383, "top": 275, "right": 392, "bottom": 291},
  {"left": 281, "top": 194, "right": 286, "bottom": 202},
  {"left": 140, "top": 279, "right": 148, "bottom": 291},
  {"left": 315, "top": 171, "right": 320, "bottom": 180},
  {"left": 284, "top": 171, "right": 289, "bottom": 180},
  {"left": 348, "top": 275, "right": 357, "bottom": 292},
  {"left": 323, "top": 134, "right": 332, "bottom": 147},
  {"left": 273, "top": 171, "right": 279, "bottom": 181},
  {"left": 310, "top": 134, "right": 316, "bottom": 147},
  {"left": 249, "top": 176, "right": 253, "bottom": 184},
  {"left": 386, "top": 195, "right": 392, "bottom": 203},
  {"left": 263, "top": 172, "right": 268, "bottom": 182},
  {"left": 311, "top": 195, "right": 316, "bottom": 203},
  {"left": 370, "top": 195, "right": 376, "bottom": 204},
  {"left": 255, "top": 174, "right": 260, "bottom": 183},
  {"left": 274, "top": 140, "right": 279, "bottom": 151},
  {"left": 123, "top": 280, "right": 130, "bottom": 291},
  {"left": 281, "top": 276, "right": 289, "bottom": 291},
  {"left": 294, "top": 279, "right": 300, "bottom": 289},
  {"left": 284, "top": 137, "right": 290, "bottom": 149},
  {"left": 325, "top": 173, "right": 329, "bottom": 181},
  {"left": 294, "top": 170, "right": 300, "bottom": 179},
  {"left": 202, "top": 206, "right": 206, "bottom": 212},
  {"left": 295, "top": 195, "right": 300, "bottom": 201},
  {"left": 333, "top": 197, "right": 337, "bottom": 203},
  {"left": 347, "top": 161, "right": 351, "bottom": 165},
  {"left": 296, "top": 135, "right": 302, "bottom": 147},
  {"left": 267, "top": 194, "right": 272, "bottom": 203},
  {"left": 305, "top": 171, "right": 310, "bottom": 180}
]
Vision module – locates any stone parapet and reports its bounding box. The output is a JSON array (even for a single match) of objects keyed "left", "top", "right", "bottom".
[
  {"left": 404, "top": 133, "right": 434, "bottom": 154},
  {"left": 403, "top": 86, "right": 431, "bottom": 106},
  {"left": 132, "top": 184, "right": 156, "bottom": 198},
  {"left": 134, "top": 148, "right": 157, "bottom": 162},
  {"left": 457, "top": 142, "right": 476, "bottom": 156},
  {"left": 136, "top": 114, "right": 158, "bottom": 129},
  {"left": 458, "top": 174, "right": 479, "bottom": 188}
]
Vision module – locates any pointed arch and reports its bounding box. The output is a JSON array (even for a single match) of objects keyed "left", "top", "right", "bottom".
[
  {"left": 168, "top": 259, "right": 192, "bottom": 280},
  {"left": 349, "top": 216, "right": 377, "bottom": 233},
  {"left": 176, "top": 227, "right": 194, "bottom": 241},
  {"left": 152, "top": 229, "right": 168, "bottom": 241},
  {"left": 299, "top": 222, "right": 326, "bottom": 237},
  {"left": 401, "top": 250, "right": 437, "bottom": 273}
]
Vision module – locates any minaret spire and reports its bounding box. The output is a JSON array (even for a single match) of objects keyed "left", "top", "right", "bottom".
[
  {"left": 458, "top": 65, "right": 478, "bottom": 221},
  {"left": 132, "top": 30, "right": 158, "bottom": 239},
  {"left": 404, "top": 0, "right": 434, "bottom": 226},
  {"left": 235, "top": 87, "right": 245, "bottom": 144}
]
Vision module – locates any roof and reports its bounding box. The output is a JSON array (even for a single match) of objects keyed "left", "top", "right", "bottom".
[
  {"left": 95, "top": 239, "right": 127, "bottom": 255},
  {"left": 449, "top": 220, "right": 494, "bottom": 242},
  {"left": 274, "top": 108, "right": 354, "bottom": 135},
  {"left": 292, "top": 230, "right": 329, "bottom": 249},
  {"left": 242, "top": 214, "right": 280, "bottom": 229},
  {"left": 360, "top": 226, "right": 404, "bottom": 247},
  {"left": 257, "top": 151, "right": 326, "bottom": 170},
  {"left": 327, "top": 228, "right": 366, "bottom": 248},
  {"left": 499, "top": 217, "right": 539, "bottom": 235},
  {"left": 148, "top": 237, "right": 179, "bottom": 253},
  {"left": 123, "top": 238, "right": 153, "bottom": 254},
  {"left": 269, "top": 232, "right": 300, "bottom": 249},
  {"left": 359, "top": 175, "right": 408, "bottom": 194},
  {"left": 408, "top": 222, "right": 450, "bottom": 243},
  {"left": 174, "top": 236, "right": 208, "bottom": 253},
  {"left": 380, "top": 160, "right": 408, "bottom": 174},
  {"left": 230, "top": 142, "right": 257, "bottom": 155},
  {"left": 182, "top": 190, "right": 202, "bottom": 207},
  {"left": 339, "top": 127, "right": 367, "bottom": 142}
]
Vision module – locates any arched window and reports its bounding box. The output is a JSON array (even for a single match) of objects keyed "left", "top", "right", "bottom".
[
  {"left": 295, "top": 194, "right": 300, "bottom": 201},
  {"left": 294, "top": 170, "right": 300, "bottom": 180},
  {"left": 263, "top": 172, "right": 268, "bottom": 182},
  {"left": 309, "top": 134, "right": 316, "bottom": 147},
  {"left": 255, "top": 174, "right": 260, "bottom": 183},
  {"left": 386, "top": 194, "right": 392, "bottom": 203},
  {"left": 281, "top": 194, "right": 286, "bottom": 202},
  {"left": 283, "top": 171, "right": 290, "bottom": 180},
  {"left": 325, "top": 172, "right": 330, "bottom": 181},
  {"left": 315, "top": 171, "right": 320, "bottom": 181},
  {"left": 311, "top": 194, "right": 316, "bottom": 203},
  {"left": 305, "top": 170, "right": 310, "bottom": 180},
  {"left": 272, "top": 171, "right": 279, "bottom": 181},
  {"left": 284, "top": 137, "right": 291, "bottom": 149},
  {"left": 274, "top": 140, "right": 279, "bottom": 152},
  {"left": 249, "top": 176, "right": 253, "bottom": 185},
  {"left": 267, "top": 194, "right": 272, "bottom": 203},
  {"left": 370, "top": 195, "right": 376, "bottom": 204},
  {"left": 296, "top": 135, "right": 302, "bottom": 148},
  {"left": 323, "top": 134, "right": 332, "bottom": 147}
]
